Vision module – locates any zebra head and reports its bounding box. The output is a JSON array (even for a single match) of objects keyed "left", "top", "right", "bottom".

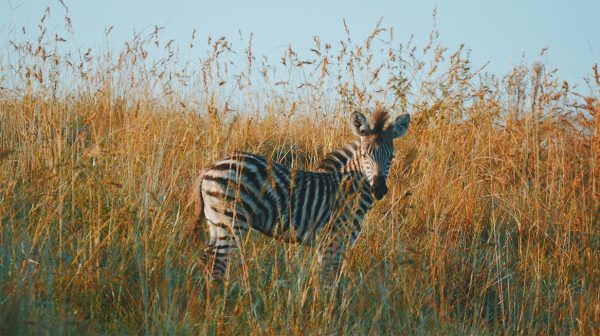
[{"left": 350, "top": 108, "right": 410, "bottom": 200}]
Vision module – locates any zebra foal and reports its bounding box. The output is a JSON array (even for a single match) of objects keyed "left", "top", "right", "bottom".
[{"left": 190, "top": 108, "right": 410, "bottom": 284}]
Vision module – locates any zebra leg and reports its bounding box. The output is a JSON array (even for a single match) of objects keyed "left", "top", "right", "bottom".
[
  {"left": 317, "top": 233, "right": 346, "bottom": 287},
  {"left": 202, "top": 216, "right": 249, "bottom": 281}
]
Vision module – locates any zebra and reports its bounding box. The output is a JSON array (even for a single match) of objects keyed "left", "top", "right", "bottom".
[{"left": 189, "top": 108, "right": 410, "bottom": 284}]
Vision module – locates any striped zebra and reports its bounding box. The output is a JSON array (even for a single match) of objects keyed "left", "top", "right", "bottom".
[{"left": 190, "top": 108, "right": 410, "bottom": 284}]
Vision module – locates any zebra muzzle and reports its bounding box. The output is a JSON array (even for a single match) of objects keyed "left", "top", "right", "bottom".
[{"left": 371, "top": 176, "right": 388, "bottom": 200}]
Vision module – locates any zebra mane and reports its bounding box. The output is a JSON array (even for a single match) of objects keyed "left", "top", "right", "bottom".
[
  {"left": 370, "top": 107, "right": 389, "bottom": 134},
  {"left": 316, "top": 141, "right": 359, "bottom": 172}
]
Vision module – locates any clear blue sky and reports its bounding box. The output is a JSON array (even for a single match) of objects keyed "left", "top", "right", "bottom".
[{"left": 2, "top": 0, "right": 599, "bottom": 86}]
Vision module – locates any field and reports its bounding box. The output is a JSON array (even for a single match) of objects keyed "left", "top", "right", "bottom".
[{"left": 0, "top": 15, "right": 598, "bottom": 335}]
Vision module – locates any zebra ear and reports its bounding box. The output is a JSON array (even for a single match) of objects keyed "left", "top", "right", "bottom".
[
  {"left": 350, "top": 111, "right": 370, "bottom": 136},
  {"left": 390, "top": 113, "right": 410, "bottom": 138}
]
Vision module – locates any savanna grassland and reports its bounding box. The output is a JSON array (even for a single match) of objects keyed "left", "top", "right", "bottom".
[{"left": 0, "top": 9, "right": 598, "bottom": 335}]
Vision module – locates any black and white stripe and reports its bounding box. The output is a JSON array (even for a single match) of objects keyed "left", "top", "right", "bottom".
[{"left": 190, "top": 109, "right": 410, "bottom": 283}]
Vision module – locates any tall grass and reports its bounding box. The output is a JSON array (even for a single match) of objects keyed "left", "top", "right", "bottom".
[{"left": 0, "top": 7, "right": 598, "bottom": 335}]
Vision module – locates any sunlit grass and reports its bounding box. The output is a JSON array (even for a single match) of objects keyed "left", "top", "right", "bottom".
[{"left": 0, "top": 7, "right": 598, "bottom": 335}]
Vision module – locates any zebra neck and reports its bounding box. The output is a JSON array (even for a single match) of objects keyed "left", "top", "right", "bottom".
[
  {"left": 317, "top": 141, "right": 369, "bottom": 192},
  {"left": 317, "top": 141, "right": 360, "bottom": 174}
]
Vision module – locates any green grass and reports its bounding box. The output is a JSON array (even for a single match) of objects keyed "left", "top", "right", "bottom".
[{"left": 0, "top": 11, "right": 598, "bottom": 335}]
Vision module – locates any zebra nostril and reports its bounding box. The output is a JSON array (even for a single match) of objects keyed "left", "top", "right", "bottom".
[{"left": 370, "top": 178, "right": 379, "bottom": 190}]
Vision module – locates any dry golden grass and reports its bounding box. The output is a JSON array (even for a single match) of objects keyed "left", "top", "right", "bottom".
[{"left": 0, "top": 11, "right": 598, "bottom": 335}]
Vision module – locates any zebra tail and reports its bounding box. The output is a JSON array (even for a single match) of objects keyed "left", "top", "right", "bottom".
[{"left": 188, "top": 173, "right": 205, "bottom": 245}]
